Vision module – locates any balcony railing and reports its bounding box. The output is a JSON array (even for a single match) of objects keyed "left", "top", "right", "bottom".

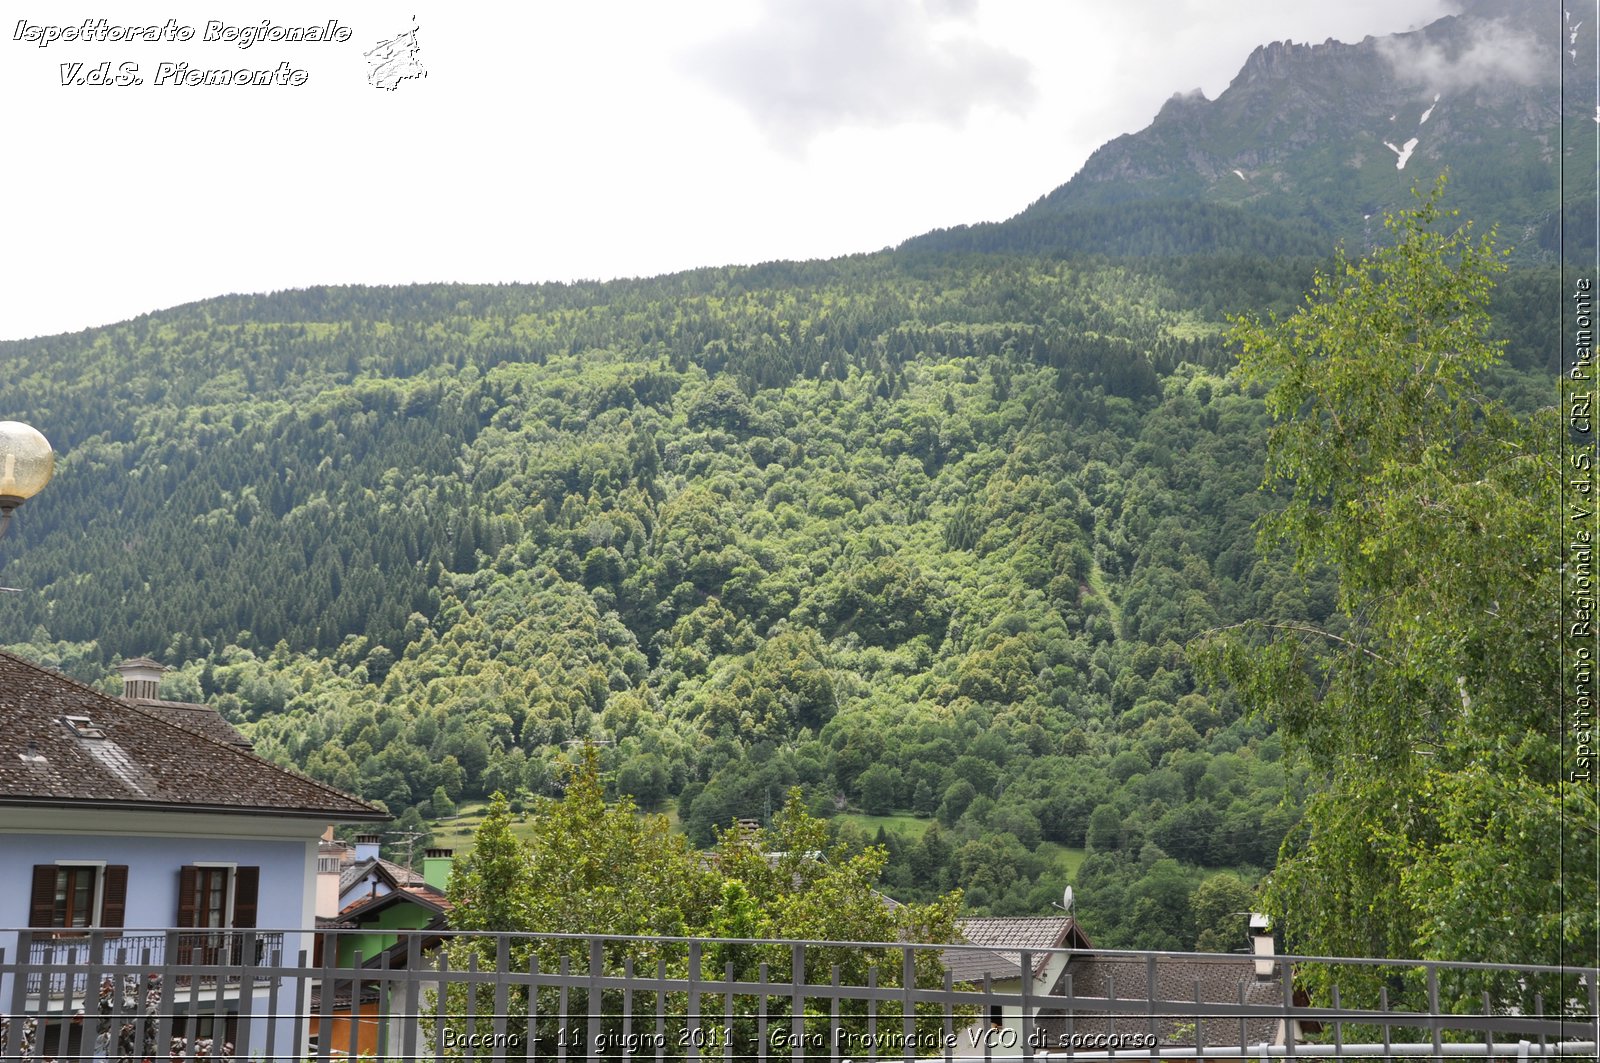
[
  {"left": 0, "top": 928, "right": 1594, "bottom": 1061},
  {"left": 21, "top": 930, "right": 284, "bottom": 997}
]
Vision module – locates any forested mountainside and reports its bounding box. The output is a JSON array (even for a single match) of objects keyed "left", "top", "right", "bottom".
[{"left": 0, "top": 236, "right": 1557, "bottom": 949}]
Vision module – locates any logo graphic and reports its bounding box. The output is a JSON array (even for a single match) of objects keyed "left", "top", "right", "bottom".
[{"left": 366, "top": 16, "right": 425, "bottom": 91}]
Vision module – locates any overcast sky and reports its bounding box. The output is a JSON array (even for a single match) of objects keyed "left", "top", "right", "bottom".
[{"left": 1, "top": 0, "right": 1460, "bottom": 341}]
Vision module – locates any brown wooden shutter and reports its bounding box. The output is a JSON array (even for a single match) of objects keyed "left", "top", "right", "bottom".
[
  {"left": 100, "top": 866, "right": 129, "bottom": 934},
  {"left": 177, "top": 866, "right": 199, "bottom": 928},
  {"left": 29, "top": 865, "right": 57, "bottom": 928},
  {"left": 231, "top": 867, "right": 259, "bottom": 929}
]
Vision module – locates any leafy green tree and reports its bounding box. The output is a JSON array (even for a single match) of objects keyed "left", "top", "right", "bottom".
[
  {"left": 856, "top": 762, "right": 901, "bottom": 815},
  {"left": 445, "top": 792, "right": 533, "bottom": 933},
  {"left": 1190, "top": 872, "right": 1256, "bottom": 953},
  {"left": 1200, "top": 181, "right": 1592, "bottom": 1003}
]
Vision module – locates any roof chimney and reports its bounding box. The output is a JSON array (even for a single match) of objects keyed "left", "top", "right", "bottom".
[
  {"left": 1249, "top": 913, "right": 1276, "bottom": 978},
  {"left": 422, "top": 848, "right": 454, "bottom": 892},
  {"left": 116, "top": 657, "right": 166, "bottom": 701},
  {"left": 354, "top": 834, "right": 382, "bottom": 863}
]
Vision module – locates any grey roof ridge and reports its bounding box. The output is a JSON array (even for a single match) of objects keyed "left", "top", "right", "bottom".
[{"left": 0, "top": 648, "right": 385, "bottom": 818}]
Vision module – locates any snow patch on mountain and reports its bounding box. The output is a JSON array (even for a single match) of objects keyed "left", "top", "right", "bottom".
[{"left": 1383, "top": 137, "right": 1419, "bottom": 169}]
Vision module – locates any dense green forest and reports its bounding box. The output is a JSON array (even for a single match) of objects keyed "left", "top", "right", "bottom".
[{"left": 0, "top": 225, "right": 1557, "bottom": 950}]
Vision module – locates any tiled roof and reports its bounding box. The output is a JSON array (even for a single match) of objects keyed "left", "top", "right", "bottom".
[
  {"left": 339, "top": 856, "right": 425, "bottom": 896},
  {"left": 0, "top": 650, "right": 386, "bottom": 821},
  {"left": 339, "top": 882, "right": 451, "bottom": 921},
  {"left": 960, "top": 916, "right": 1083, "bottom": 953},
  {"left": 943, "top": 945, "right": 1025, "bottom": 983},
  {"left": 123, "top": 696, "right": 253, "bottom": 748},
  {"left": 951, "top": 916, "right": 1091, "bottom": 980},
  {"left": 380, "top": 857, "right": 425, "bottom": 885},
  {"left": 338, "top": 857, "right": 377, "bottom": 895},
  {"left": 1035, "top": 954, "right": 1283, "bottom": 1048}
]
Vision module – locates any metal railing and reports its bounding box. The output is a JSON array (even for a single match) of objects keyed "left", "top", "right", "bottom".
[
  {"left": 21, "top": 931, "right": 285, "bottom": 997},
  {"left": 0, "top": 928, "right": 1594, "bottom": 1061}
]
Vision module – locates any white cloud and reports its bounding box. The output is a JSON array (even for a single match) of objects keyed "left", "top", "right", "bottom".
[
  {"left": 1377, "top": 17, "right": 1554, "bottom": 92},
  {"left": 686, "top": 0, "right": 1035, "bottom": 149}
]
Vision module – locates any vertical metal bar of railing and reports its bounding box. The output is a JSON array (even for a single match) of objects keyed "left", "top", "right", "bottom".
[
  {"left": 1427, "top": 963, "right": 1442, "bottom": 1058},
  {"left": 155, "top": 929, "right": 178, "bottom": 1058},
  {"left": 313, "top": 929, "right": 335, "bottom": 1063},
  {"left": 432, "top": 949, "right": 451, "bottom": 1060},
  {"left": 622, "top": 955, "right": 635, "bottom": 1061},
  {"left": 792, "top": 942, "right": 806, "bottom": 1063},
  {"left": 1021, "top": 948, "right": 1035, "bottom": 1061},
  {"left": 1331, "top": 983, "right": 1345, "bottom": 1057},
  {"left": 494, "top": 934, "right": 511, "bottom": 1059},
  {"left": 51, "top": 943, "right": 71, "bottom": 1061},
  {"left": 757, "top": 961, "right": 769, "bottom": 1063},
  {"left": 346, "top": 945, "right": 364, "bottom": 1061},
  {"left": 901, "top": 947, "right": 915, "bottom": 1063},
  {"left": 1478, "top": 973, "right": 1491, "bottom": 1044},
  {"left": 555, "top": 953, "right": 571, "bottom": 1061},
  {"left": 525, "top": 949, "right": 540, "bottom": 1063},
  {"left": 275, "top": 942, "right": 302, "bottom": 1063},
  {"left": 829, "top": 963, "right": 841, "bottom": 1062},
  {"left": 466, "top": 950, "right": 482, "bottom": 1056},
  {"left": 1192, "top": 977, "right": 1205, "bottom": 1056},
  {"left": 373, "top": 942, "right": 392, "bottom": 1062},
  {"left": 103, "top": 946, "right": 125, "bottom": 1063},
  {"left": 217, "top": 929, "right": 241, "bottom": 1058},
  {"left": 1536, "top": 990, "right": 1548, "bottom": 1055},
  {"left": 1588, "top": 972, "right": 1599, "bottom": 1050},
  {"left": 9, "top": 932, "right": 32, "bottom": 1057},
  {"left": 1060, "top": 970, "right": 1074, "bottom": 1060},
  {"left": 942, "top": 969, "right": 955, "bottom": 1063},
  {"left": 1236, "top": 978, "right": 1247, "bottom": 1055},
  {"left": 1281, "top": 960, "right": 1296, "bottom": 1057},
  {"left": 402, "top": 933, "right": 421, "bottom": 1062},
  {"left": 981, "top": 972, "right": 994, "bottom": 1062},
  {"left": 591, "top": 937, "right": 607, "bottom": 1062},
  {"left": 1106, "top": 972, "right": 1118, "bottom": 1043},
  {"left": 686, "top": 938, "right": 702, "bottom": 1063},
  {"left": 89, "top": 930, "right": 108, "bottom": 1061},
  {"left": 654, "top": 955, "right": 667, "bottom": 1063},
  {"left": 866, "top": 965, "right": 879, "bottom": 1063},
  {"left": 1144, "top": 952, "right": 1158, "bottom": 1049},
  {"left": 235, "top": 930, "right": 257, "bottom": 1058},
  {"left": 724, "top": 960, "right": 736, "bottom": 1063},
  {"left": 1379, "top": 986, "right": 1392, "bottom": 1057}
]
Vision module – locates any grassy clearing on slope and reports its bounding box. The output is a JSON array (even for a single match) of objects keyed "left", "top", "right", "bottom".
[
  {"left": 424, "top": 798, "right": 681, "bottom": 857},
  {"left": 834, "top": 812, "right": 934, "bottom": 843},
  {"left": 1036, "top": 841, "right": 1089, "bottom": 880}
]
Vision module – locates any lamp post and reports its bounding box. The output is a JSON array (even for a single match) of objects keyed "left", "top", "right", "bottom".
[{"left": 0, "top": 421, "right": 54, "bottom": 539}]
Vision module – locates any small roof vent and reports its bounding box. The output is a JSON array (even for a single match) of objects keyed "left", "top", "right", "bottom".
[
  {"left": 19, "top": 739, "right": 46, "bottom": 764},
  {"left": 62, "top": 715, "right": 107, "bottom": 739}
]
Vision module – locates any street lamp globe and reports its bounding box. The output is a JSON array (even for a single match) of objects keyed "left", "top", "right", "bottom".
[{"left": 0, "top": 421, "right": 54, "bottom": 524}]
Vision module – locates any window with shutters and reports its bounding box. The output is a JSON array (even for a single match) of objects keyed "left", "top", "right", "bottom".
[
  {"left": 176, "top": 865, "right": 259, "bottom": 964},
  {"left": 28, "top": 864, "right": 128, "bottom": 936}
]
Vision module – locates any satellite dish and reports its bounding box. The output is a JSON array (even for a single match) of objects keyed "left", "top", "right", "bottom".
[{"left": 1061, "top": 885, "right": 1074, "bottom": 915}]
